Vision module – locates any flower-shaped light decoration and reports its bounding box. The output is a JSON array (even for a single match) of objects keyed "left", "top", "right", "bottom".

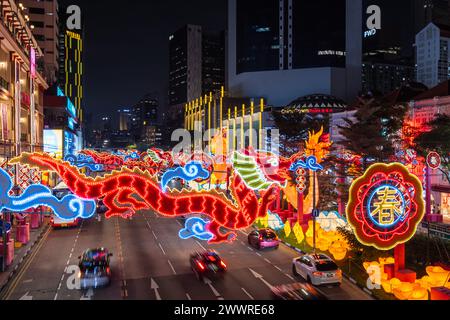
[{"left": 346, "top": 163, "right": 424, "bottom": 251}]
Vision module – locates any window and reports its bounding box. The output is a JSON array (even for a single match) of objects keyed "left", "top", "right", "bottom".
[{"left": 29, "top": 8, "right": 45, "bottom": 15}]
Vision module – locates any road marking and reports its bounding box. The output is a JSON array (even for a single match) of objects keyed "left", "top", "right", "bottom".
[
  {"left": 249, "top": 268, "right": 274, "bottom": 289},
  {"left": 22, "top": 279, "right": 33, "bottom": 284},
  {"left": 204, "top": 277, "right": 222, "bottom": 299},
  {"left": 274, "top": 266, "right": 283, "bottom": 272},
  {"left": 264, "top": 258, "right": 271, "bottom": 264},
  {"left": 147, "top": 221, "right": 152, "bottom": 229},
  {"left": 152, "top": 230, "right": 158, "bottom": 240},
  {"left": 247, "top": 246, "right": 254, "bottom": 252},
  {"left": 53, "top": 293, "right": 58, "bottom": 301},
  {"left": 19, "top": 292, "right": 33, "bottom": 300},
  {"left": 176, "top": 220, "right": 183, "bottom": 227},
  {"left": 2, "top": 226, "right": 51, "bottom": 300},
  {"left": 255, "top": 252, "right": 262, "bottom": 257},
  {"left": 239, "top": 230, "right": 248, "bottom": 236},
  {"left": 186, "top": 293, "right": 192, "bottom": 300},
  {"left": 151, "top": 278, "right": 161, "bottom": 300},
  {"left": 158, "top": 243, "right": 166, "bottom": 255},
  {"left": 241, "top": 288, "right": 255, "bottom": 300},
  {"left": 195, "top": 240, "right": 207, "bottom": 251},
  {"left": 285, "top": 274, "right": 295, "bottom": 281},
  {"left": 168, "top": 260, "right": 177, "bottom": 275}
]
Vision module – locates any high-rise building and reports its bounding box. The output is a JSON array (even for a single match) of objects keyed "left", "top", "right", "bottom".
[
  {"left": 169, "top": 25, "right": 225, "bottom": 107},
  {"left": 227, "top": 0, "right": 362, "bottom": 106},
  {"left": 418, "top": 0, "right": 450, "bottom": 29},
  {"left": 58, "top": 4, "right": 83, "bottom": 123},
  {"left": 416, "top": 23, "right": 450, "bottom": 88},
  {"left": 118, "top": 108, "right": 132, "bottom": 132},
  {"left": 131, "top": 95, "right": 159, "bottom": 145},
  {"left": 22, "top": 0, "right": 59, "bottom": 84}
]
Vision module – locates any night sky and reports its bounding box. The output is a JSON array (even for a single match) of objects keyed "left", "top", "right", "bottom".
[{"left": 60, "top": 0, "right": 227, "bottom": 128}]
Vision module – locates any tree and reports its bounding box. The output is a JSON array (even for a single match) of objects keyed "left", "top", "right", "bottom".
[
  {"left": 338, "top": 97, "right": 407, "bottom": 169},
  {"left": 272, "top": 109, "right": 329, "bottom": 156},
  {"left": 414, "top": 114, "right": 450, "bottom": 184}
]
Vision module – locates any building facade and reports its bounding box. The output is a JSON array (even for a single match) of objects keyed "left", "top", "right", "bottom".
[
  {"left": 227, "top": 0, "right": 362, "bottom": 106},
  {"left": 416, "top": 23, "right": 450, "bottom": 89},
  {"left": 0, "top": 0, "right": 48, "bottom": 163},
  {"left": 22, "top": 0, "right": 59, "bottom": 84}
]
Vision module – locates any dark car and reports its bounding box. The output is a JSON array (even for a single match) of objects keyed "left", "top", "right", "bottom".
[
  {"left": 248, "top": 228, "right": 280, "bottom": 250},
  {"left": 78, "top": 248, "right": 113, "bottom": 289},
  {"left": 96, "top": 199, "right": 108, "bottom": 214},
  {"left": 190, "top": 250, "right": 227, "bottom": 280},
  {"left": 271, "top": 282, "right": 328, "bottom": 300}
]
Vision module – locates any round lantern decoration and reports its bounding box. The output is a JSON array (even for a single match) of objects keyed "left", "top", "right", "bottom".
[{"left": 346, "top": 163, "right": 425, "bottom": 250}]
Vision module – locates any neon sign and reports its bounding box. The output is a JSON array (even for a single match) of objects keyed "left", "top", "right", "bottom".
[
  {"left": 179, "top": 217, "right": 213, "bottom": 241},
  {"left": 161, "top": 161, "right": 210, "bottom": 192},
  {"left": 64, "top": 154, "right": 104, "bottom": 172},
  {"left": 0, "top": 168, "right": 96, "bottom": 221},
  {"left": 346, "top": 163, "right": 425, "bottom": 250}
]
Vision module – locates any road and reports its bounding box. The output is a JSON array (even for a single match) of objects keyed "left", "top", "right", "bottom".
[{"left": 3, "top": 211, "right": 372, "bottom": 300}]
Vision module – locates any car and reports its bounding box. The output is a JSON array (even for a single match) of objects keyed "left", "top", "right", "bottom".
[
  {"left": 248, "top": 228, "right": 280, "bottom": 250},
  {"left": 78, "top": 248, "right": 113, "bottom": 289},
  {"left": 190, "top": 250, "right": 227, "bottom": 280},
  {"left": 272, "top": 282, "right": 328, "bottom": 300},
  {"left": 292, "top": 253, "right": 342, "bottom": 286},
  {"left": 96, "top": 199, "right": 108, "bottom": 214}
]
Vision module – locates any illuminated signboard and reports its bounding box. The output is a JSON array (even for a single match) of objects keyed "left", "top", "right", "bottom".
[
  {"left": 30, "top": 48, "right": 36, "bottom": 78},
  {"left": 44, "top": 130, "right": 63, "bottom": 159},
  {"left": 64, "top": 131, "right": 79, "bottom": 157},
  {"left": 346, "top": 163, "right": 424, "bottom": 250},
  {"left": 57, "top": 87, "right": 65, "bottom": 97},
  {"left": 66, "top": 98, "right": 77, "bottom": 119}
]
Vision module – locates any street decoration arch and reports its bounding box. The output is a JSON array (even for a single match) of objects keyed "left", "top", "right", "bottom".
[{"left": 346, "top": 163, "right": 425, "bottom": 251}]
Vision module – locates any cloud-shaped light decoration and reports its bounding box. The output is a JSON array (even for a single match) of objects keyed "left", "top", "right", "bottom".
[
  {"left": 179, "top": 217, "right": 214, "bottom": 241},
  {"left": 161, "top": 161, "right": 210, "bottom": 192}
]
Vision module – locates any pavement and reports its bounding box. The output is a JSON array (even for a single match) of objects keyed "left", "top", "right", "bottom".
[
  {"left": 0, "top": 220, "right": 50, "bottom": 293},
  {"left": 1, "top": 211, "right": 373, "bottom": 300}
]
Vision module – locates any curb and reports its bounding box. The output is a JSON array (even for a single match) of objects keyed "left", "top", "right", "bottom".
[
  {"left": 276, "top": 237, "right": 376, "bottom": 299},
  {"left": 0, "top": 224, "right": 50, "bottom": 296}
]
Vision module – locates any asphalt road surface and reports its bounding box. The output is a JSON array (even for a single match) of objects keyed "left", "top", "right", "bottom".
[{"left": 3, "top": 211, "right": 372, "bottom": 300}]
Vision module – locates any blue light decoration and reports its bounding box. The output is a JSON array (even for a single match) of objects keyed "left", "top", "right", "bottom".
[
  {"left": 267, "top": 210, "right": 285, "bottom": 231},
  {"left": 0, "top": 220, "right": 11, "bottom": 236},
  {"left": 66, "top": 98, "right": 77, "bottom": 119},
  {"left": 64, "top": 154, "right": 104, "bottom": 172},
  {"left": 289, "top": 156, "right": 323, "bottom": 172},
  {"left": 0, "top": 168, "right": 96, "bottom": 221},
  {"left": 366, "top": 185, "right": 407, "bottom": 229},
  {"left": 161, "top": 161, "right": 210, "bottom": 192},
  {"left": 124, "top": 152, "right": 140, "bottom": 162},
  {"left": 178, "top": 217, "right": 213, "bottom": 241}
]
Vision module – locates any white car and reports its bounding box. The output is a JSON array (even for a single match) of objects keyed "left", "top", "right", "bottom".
[{"left": 292, "top": 253, "right": 342, "bottom": 286}]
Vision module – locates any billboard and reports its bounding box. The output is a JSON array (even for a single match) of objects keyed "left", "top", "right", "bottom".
[{"left": 44, "top": 130, "right": 64, "bottom": 159}]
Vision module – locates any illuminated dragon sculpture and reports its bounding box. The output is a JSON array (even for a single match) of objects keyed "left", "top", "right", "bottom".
[{"left": 11, "top": 149, "right": 302, "bottom": 244}]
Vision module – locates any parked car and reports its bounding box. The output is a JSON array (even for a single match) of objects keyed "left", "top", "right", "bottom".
[
  {"left": 78, "top": 248, "right": 113, "bottom": 289},
  {"left": 248, "top": 228, "right": 280, "bottom": 250},
  {"left": 190, "top": 250, "right": 227, "bottom": 280},
  {"left": 292, "top": 253, "right": 342, "bottom": 286},
  {"left": 272, "top": 282, "right": 328, "bottom": 300}
]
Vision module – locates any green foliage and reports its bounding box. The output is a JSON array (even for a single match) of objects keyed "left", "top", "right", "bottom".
[
  {"left": 339, "top": 97, "right": 407, "bottom": 167},
  {"left": 414, "top": 114, "right": 450, "bottom": 183}
]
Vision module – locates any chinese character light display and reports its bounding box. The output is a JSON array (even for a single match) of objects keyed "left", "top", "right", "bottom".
[{"left": 346, "top": 163, "right": 425, "bottom": 250}]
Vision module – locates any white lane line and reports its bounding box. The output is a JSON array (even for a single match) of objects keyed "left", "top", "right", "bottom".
[
  {"left": 53, "top": 293, "right": 58, "bottom": 301},
  {"left": 264, "top": 258, "right": 271, "bottom": 264},
  {"left": 147, "top": 221, "right": 152, "bottom": 229},
  {"left": 195, "top": 240, "right": 207, "bottom": 251},
  {"left": 247, "top": 247, "right": 254, "bottom": 252},
  {"left": 158, "top": 243, "right": 166, "bottom": 255},
  {"left": 23, "top": 279, "right": 33, "bottom": 284},
  {"left": 241, "top": 288, "right": 255, "bottom": 300},
  {"left": 186, "top": 293, "right": 192, "bottom": 300},
  {"left": 274, "top": 266, "right": 283, "bottom": 272},
  {"left": 239, "top": 230, "right": 247, "bottom": 236},
  {"left": 167, "top": 260, "right": 177, "bottom": 275},
  {"left": 285, "top": 274, "right": 295, "bottom": 281},
  {"left": 255, "top": 252, "right": 262, "bottom": 257},
  {"left": 176, "top": 220, "right": 183, "bottom": 227},
  {"left": 152, "top": 230, "right": 158, "bottom": 240}
]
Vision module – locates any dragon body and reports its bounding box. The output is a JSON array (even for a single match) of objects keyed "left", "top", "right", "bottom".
[{"left": 12, "top": 153, "right": 278, "bottom": 243}]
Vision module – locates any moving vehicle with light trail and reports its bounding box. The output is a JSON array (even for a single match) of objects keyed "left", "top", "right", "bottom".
[
  {"left": 190, "top": 250, "right": 227, "bottom": 280},
  {"left": 78, "top": 248, "right": 113, "bottom": 289},
  {"left": 272, "top": 282, "right": 328, "bottom": 300}
]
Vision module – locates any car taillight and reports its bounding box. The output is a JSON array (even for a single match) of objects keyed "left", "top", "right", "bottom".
[
  {"left": 220, "top": 261, "right": 227, "bottom": 269},
  {"left": 197, "top": 262, "right": 205, "bottom": 271},
  {"left": 259, "top": 235, "right": 263, "bottom": 241},
  {"left": 313, "top": 272, "right": 324, "bottom": 277},
  {"left": 336, "top": 270, "right": 342, "bottom": 276}
]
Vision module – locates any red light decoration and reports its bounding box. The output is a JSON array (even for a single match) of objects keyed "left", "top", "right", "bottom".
[
  {"left": 13, "top": 153, "right": 278, "bottom": 244},
  {"left": 346, "top": 163, "right": 425, "bottom": 251}
]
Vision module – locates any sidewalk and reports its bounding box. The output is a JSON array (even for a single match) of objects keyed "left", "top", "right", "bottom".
[{"left": 0, "top": 219, "right": 50, "bottom": 294}]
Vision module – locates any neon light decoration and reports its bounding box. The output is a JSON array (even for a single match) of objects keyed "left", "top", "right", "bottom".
[
  {"left": 267, "top": 210, "right": 285, "bottom": 231},
  {"left": 289, "top": 156, "right": 323, "bottom": 172},
  {"left": 0, "top": 168, "right": 96, "bottom": 221},
  {"left": 64, "top": 154, "right": 104, "bottom": 172},
  {"left": 179, "top": 217, "right": 214, "bottom": 241},
  {"left": 12, "top": 153, "right": 280, "bottom": 243},
  {"left": 161, "top": 161, "right": 210, "bottom": 192},
  {"left": 346, "top": 163, "right": 425, "bottom": 250},
  {"left": 0, "top": 220, "right": 11, "bottom": 236}
]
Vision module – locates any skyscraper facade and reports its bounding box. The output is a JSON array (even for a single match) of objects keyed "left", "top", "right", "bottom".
[{"left": 227, "top": 0, "right": 362, "bottom": 106}]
